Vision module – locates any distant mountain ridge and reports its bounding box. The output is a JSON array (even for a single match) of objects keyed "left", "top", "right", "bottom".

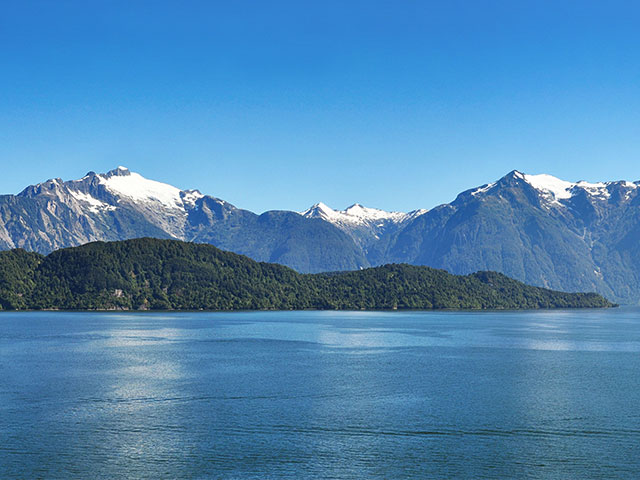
[
  {"left": 1, "top": 167, "right": 639, "bottom": 303},
  {"left": 300, "top": 202, "right": 426, "bottom": 264}
]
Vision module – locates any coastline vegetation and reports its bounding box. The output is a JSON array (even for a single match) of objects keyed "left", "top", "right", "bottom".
[{"left": 0, "top": 238, "right": 615, "bottom": 311}]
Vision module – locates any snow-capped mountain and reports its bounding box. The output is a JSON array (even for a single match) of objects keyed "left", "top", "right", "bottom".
[
  {"left": 300, "top": 202, "right": 414, "bottom": 226},
  {"left": 469, "top": 171, "right": 639, "bottom": 206},
  {"left": 387, "top": 170, "right": 640, "bottom": 303},
  {"left": 300, "top": 202, "right": 425, "bottom": 257},
  {"left": 2, "top": 167, "right": 640, "bottom": 302},
  {"left": 15, "top": 166, "right": 210, "bottom": 241},
  {"left": 0, "top": 167, "right": 367, "bottom": 273}
]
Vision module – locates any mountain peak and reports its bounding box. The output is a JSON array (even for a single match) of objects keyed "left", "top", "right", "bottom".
[
  {"left": 518, "top": 173, "right": 640, "bottom": 204},
  {"left": 469, "top": 170, "right": 640, "bottom": 205},
  {"left": 522, "top": 173, "right": 575, "bottom": 200},
  {"left": 301, "top": 202, "right": 336, "bottom": 218},
  {"left": 301, "top": 202, "right": 416, "bottom": 227},
  {"left": 343, "top": 203, "right": 369, "bottom": 216},
  {"left": 96, "top": 169, "right": 185, "bottom": 209},
  {"left": 104, "top": 166, "right": 132, "bottom": 178}
]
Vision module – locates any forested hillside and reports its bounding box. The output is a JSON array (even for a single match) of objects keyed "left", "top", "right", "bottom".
[{"left": 0, "top": 238, "right": 614, "bottom": 311}]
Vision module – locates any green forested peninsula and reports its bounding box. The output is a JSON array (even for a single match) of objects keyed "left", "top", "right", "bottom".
[{"left": 0, "top": 238, "right": 614, "bottom": 311}]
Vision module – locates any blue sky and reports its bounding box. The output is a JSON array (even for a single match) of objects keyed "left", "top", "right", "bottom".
[{"left": 1, "top": 1, "right": 639, "bottom": 212}]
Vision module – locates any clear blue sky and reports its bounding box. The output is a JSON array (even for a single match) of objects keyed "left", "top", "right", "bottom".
[{"left": 1, "top": 1, "right": 639, "bottom": 213}]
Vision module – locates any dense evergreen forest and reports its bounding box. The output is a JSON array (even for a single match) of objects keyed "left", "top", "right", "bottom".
[{"left": 0, "top": 238, "right": 614, "bottom": 311}]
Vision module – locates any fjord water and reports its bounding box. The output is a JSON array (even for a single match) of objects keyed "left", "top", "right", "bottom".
[{"left": 2, "top": 310, "right": 640, "bottom": 479}]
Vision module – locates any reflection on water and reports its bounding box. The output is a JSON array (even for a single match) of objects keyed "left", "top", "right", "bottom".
[{"left": 2, "top": 308, "right": 640, "bottom": 478}]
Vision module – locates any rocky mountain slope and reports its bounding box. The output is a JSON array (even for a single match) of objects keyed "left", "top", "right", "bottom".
[
  {"left": 386, "top": 171, "right": 640, "bottom": 303},
  {"left": 0, "top": 167, "right": 366, "bottom": 273},
  {"left": 1, "top": 167, "right": 639, "bottom": 303},
  {"left": 300, "top": 202, "right": 426, "bottom": 264}
]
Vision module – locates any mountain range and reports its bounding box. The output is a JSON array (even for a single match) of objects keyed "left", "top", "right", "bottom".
[{"left": 1, "top": 166, "right": 639, "bottom": 303}]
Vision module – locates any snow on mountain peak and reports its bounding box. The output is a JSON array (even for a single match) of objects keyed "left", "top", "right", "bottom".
[
  {"left": 471, "top": 182, "right": 497, "bottom": 197},
  {"left": 98, "top": 169, "right": 193, "bottom": 209},
  {"left": 313, "top": 202, "right": 336, "bottom": 214},
  {"left": 103, "top": 166, "right": 132, "bottom": 178},
  {"left": 514, "top": 171, "right": 639, "bottom": 204},
  {"left": 467, "top": 171, "right": 640, "bottom": 206},
  {"left": 301, "top": 202, "right": 414, "bottom": 225},
  {"left": 181, "top": 189, "right": 205, "bottom": 206},
  {"left": 68, "top": 190, "right": 116, "bottom": 213},
  {"left": 522, "top": 173, "right": 575, "bottom": 200},
  {"left": 344, "top": 203, "right": 410, "bottom": 222},
  {"left": 300, "top": 202, "right": 337, "bottom": 220}
]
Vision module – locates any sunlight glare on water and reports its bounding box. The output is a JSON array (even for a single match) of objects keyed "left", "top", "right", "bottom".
[{"left": 1, "top": 308, "right": 640, "bottom": 479}]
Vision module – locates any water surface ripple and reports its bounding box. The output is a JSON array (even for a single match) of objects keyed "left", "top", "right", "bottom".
[{"left": 1, "top": 308, "right": 640, "bottom": 479}]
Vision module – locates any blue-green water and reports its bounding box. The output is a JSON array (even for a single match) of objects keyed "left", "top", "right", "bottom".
[{"left": 1, "top": 309, "right": 640, "bottom": 479}]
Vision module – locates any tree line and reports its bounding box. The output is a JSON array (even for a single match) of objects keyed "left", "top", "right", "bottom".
[{"left": 0, "top": 238, "right": 615, "bottom": 311}]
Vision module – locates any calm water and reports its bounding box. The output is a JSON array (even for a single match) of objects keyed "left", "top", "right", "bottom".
[{"left": 1, "top": 309, "right": 640, "bottom": 479}]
